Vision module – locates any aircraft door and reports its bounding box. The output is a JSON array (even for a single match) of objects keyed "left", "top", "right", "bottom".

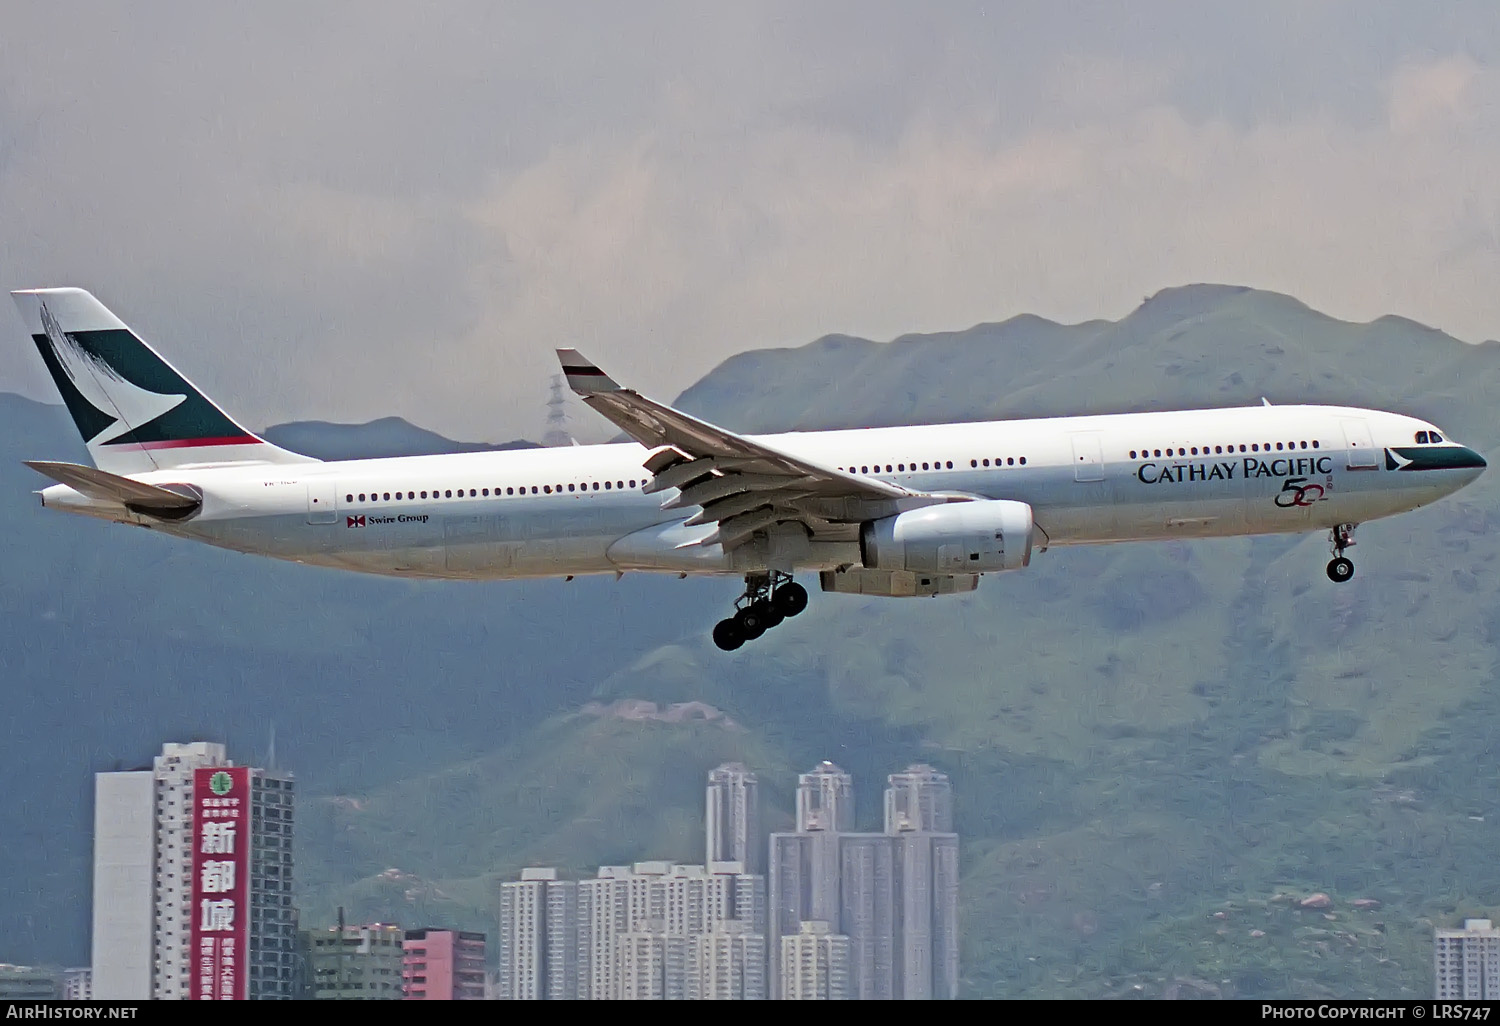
[
  {"left": 1340, "top": 418, "right": 1379, "bottom": 470},
  {"left": 1071, "top": 432, "right": 1104, "bottom": 482},
  {"left": 306, "top": 478, "right": 337, "bottom": 524}
]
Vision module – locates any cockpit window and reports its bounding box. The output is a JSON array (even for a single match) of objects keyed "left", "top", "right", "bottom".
[
  {"left": 1430, "top": 431, "right": 1443, "bottom": 443},
  {"left": 1416, "top": 431, "right": 1429, "bottom": 444}
]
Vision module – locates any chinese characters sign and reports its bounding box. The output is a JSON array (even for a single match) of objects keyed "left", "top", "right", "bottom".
[{"left": 190, "top": 767, "right": 249, "bottom": 1000}]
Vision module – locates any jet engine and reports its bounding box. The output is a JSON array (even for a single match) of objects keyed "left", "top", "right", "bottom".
[{"left": 860, "top": 499, "right": 1034, "bottom": 574}]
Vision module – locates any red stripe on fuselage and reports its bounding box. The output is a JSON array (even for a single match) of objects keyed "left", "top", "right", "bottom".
[{"left": 104, "top": 435, "right": 263, "bottom": 450}]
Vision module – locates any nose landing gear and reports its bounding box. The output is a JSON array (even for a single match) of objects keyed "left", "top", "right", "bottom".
[
  {"left": 1326, "top": 523, "right": 1357, "bottom": 583},
  {"left": 712, "top": 571, "right": 809, "bottom": 651}
]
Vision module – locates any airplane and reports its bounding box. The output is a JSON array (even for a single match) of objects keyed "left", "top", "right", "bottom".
[{"left": 11, "top": 287, "right": 1488, "bottom": 651}]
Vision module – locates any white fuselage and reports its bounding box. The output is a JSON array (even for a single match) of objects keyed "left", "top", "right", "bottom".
[{"left": 37, "top": 404, "right": 1483, "bottom": 580}]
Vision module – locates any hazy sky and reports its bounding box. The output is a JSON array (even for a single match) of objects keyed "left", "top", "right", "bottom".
[{"left": 2, "top": 3, "right": 1497, "bottom": 441}]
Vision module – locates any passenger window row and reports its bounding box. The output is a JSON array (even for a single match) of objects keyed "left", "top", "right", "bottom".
[
  {"left": 838, "top": 460, "right": 957, "bottom": 474},
  {"left": 345, "top": 480, "right": 641, "bottom": 503},
  {"left": 834, "top": 459, "right": 1028, "bottom": 474},
  {"left": 1129, "top": 440, "right": 1320, "bottom": 459}
]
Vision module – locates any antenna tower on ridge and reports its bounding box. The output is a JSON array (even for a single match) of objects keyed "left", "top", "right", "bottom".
[{"left": 543, "top": 374, "right": 573, "bottom": 446}]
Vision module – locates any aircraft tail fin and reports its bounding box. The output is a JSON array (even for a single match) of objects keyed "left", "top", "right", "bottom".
[{"left": 11, "top": 288, "right": 317, "bottom": 474}]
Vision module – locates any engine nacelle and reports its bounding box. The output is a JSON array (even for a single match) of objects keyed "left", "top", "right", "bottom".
[{"left": 860, "top": 499, "right": 1034, "bottom": 574}]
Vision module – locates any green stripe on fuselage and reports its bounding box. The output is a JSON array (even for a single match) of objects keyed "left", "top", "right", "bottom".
[{"left": 1385, "top": 446, "right": 1487, "bottom": 471}]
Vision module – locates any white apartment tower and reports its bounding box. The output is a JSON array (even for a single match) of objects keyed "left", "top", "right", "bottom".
[
  {"left": 499, "top": 869, "right": 560, "bottom": 1000},
  {"left": 503, "top": 862, "right": 764, "bottom": 999},
  {"left": 152, "top": 742, "right": 230, "bottom": 999},
  {"left": 91, "top": 769, "right": 154, "bottom": 1000},
  {"left": 90, "top": 742, "right": 294, "bottom": 1000},
  {"left": 1436, "top": 919, "right": 1500, "bottom": 999},
  {"left": 781, "top": 921, "right": 850, "bottom": 1000},
  {"left": 796, "top": 762, "right": 854, "bottom": 833},
  {"left": 770, "top": 761, "right": 959, "bottom": 1000},
  {"left": 885, "top": 763, "right": 953, "bottom": 833},
  {"left": 886, "top": 764, "right": 960, "bottom": 1001},
  {"left": 61, "top": 969, "right": 92, "bottom": 1001},
  {"left": 689, "top": 920, "right": 766, "bottom": 1000},
  {"left": 707, "top": 763, "right": 760, "bottom": 873},
  {"left": 582, "top": 863, "right": 765, "bottom": 999},
  {"left": 616, "top": 925, "right": 688, "bottom": 1000}
]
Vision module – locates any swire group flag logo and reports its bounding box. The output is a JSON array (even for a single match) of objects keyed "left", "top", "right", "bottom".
[
  {"left": 347, "top": 515, "right": 365, "bottom": 528},
  {"left": 191, "top": 766, "right": 249, "bottom": 1000}
]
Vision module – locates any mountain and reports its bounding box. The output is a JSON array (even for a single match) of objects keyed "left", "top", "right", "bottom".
[
  {"left": 3, "top": 284, "right": 1498, "bottom": 998},
  {"left": 261, "top": 417, "right": 538, "bottom": 461}
]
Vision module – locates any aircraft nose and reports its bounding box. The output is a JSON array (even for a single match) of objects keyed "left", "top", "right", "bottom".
[{"left": 1453, "top": 444, "right": 1486, "bottom": 485}]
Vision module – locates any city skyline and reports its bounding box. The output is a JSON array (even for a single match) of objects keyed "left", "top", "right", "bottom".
[
  {"left": 495, "top": 758, "right": 958, "bottom": 999},
  {"left": 18, "top": 738, "right": 1499, "bottom": 999}
]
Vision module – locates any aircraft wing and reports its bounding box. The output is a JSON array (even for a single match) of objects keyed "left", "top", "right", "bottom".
[{"left": 558, "top": 350, "right": 959, "bottom": 549}]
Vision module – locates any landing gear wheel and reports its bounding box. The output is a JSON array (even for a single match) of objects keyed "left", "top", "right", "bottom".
[
  {"left": 712, "top": 618, "right": 745, "bottom": 651},
  {"left": 759, "top": 600, "right": 785, "bottom": 630},
  {"left": 736, "top": 604, "right": 768, "bottom": 640},
  {"left": 1326, "top": 557, "right": 1354, "bottom": 583},
  {"left": 774, "top": 582, "right": 809, "bottom": 618},
  {"left": 711, "top": 571, "right": 807, "bottom": 649}
]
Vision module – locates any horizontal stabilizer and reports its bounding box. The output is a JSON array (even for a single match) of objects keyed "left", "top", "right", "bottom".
[{"left": 25, "top": 461, "right": 200, "bottom": 511}]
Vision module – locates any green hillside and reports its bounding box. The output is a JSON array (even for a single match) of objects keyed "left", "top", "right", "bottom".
[
  {"left": 4, "top": 284, "right": 1498, "bottom": 996},
  {"left": 289, "top": 285, "right": 1500, "bottom": 997}
]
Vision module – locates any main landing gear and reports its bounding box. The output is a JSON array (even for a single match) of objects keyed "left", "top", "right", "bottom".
[
  {"left": 1326, "top": 523, "right": 1357, "bottom": 583},
  {"left": 712, "top": 571, "right": 809, "bottom": 651}
]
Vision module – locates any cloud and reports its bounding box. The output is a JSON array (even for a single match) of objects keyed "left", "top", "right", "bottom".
[
  {"left": 455, "top": 56, "right": 1500, "bottom": 435},
  {"left": 1389, "top": 55, "right": 1483, "bottom": 134},
  {"left": 1, "top": 7, "right": 1497, "bottom": 442}
]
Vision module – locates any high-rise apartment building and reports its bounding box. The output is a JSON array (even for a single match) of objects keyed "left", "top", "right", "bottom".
[
  {"left": 61, "top": 968, "right": 92, "bottom": 1001},
  {"left": 770, "top": 761, "right": 883, "bottom": 998},
  {"left": 769, "top": 761, "right": 960, "bottom": 1000},
  {"left": 796, "top": 761, "right": 854, "bottom": 833},
  {"left": 91, "top": 768, "right": 155, "bottom": 999},
  {"left": 780, "top": 921, "right": 850, "bottom": 1000},
  {"left": 581, "top": 862, "right": 765, "bottom": 999},
  {"left": 885, "top": 763, "right": 953, "bottom": 833},
  {"left": 502, "top": 861, "right": 765, "bottom": 999},
  {"left": 152, "top": 742, "right": 231, "bottom": 999},
  {"left": 689, "top": 920, "right": 766, "bottom": 1000},
  {"left": 886, "top": 765, "right": 960, "bottom": 1001},
  {"left": 1436, "top": 918, "right": 1500, "bottom": 999},
  {"left": 309, "top": 923, "right": 405, "bottom": 999},
  {"left": 837, "top": 833, "right": 897, "bottom": 1000},
  {"left": 245, "top": 769, "right": 298, "bottom": 998},
  {"left": 497, "top": 760, "right": 768, "bottom": 1000},
  {"left": 707, "top": 763, "right": 760, "bottom": 873},
  {"left": 403, "top": 929, "right": 486, "bottom": 1000},
  {"left": 616, "top": 925, "right": 688, "bottom": 1000},
  {"left": 544, "top": 878, "right": 582, "bottom": 999},
  {"left": 500, "top": 869, "right": 575, "bottom": 1000},
  {"left": 90, "top": 742, "right": 295, "bottom": 1000}
]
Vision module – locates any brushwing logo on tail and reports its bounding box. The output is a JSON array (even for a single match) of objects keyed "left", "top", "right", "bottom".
[{"left": 37, "top": 300, "right": 186, "bottom": 445}]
